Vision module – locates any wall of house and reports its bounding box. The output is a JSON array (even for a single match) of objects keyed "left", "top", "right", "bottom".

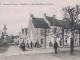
[
  {"left": 27, "top": 17, "right": 34, "bottom": 45},
  {"left": 32, "top": 28, "right": 44, "bottom": 44}
]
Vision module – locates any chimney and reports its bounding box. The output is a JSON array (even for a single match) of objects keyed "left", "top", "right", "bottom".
[
  {"left": 30, "top": 14, "right": 33, "bottom": 18},
  {"left": 44, "top": 13, "right": 46, "bottom": 17},
  {"left": 52, "top": 15, "right": 56, "bottom": 19}
]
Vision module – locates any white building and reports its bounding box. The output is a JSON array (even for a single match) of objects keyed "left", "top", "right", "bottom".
[{"left": 27, "top": 14, "right": 50, "bottom": 48}]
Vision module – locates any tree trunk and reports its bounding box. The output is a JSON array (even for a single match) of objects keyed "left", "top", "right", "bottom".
[
  {"left": 45, "top": 28, "right": 46, "bottom": 49},
  {"left": 79, "top": 30, "right": 80, "bottom": 46},
  {"left": 70, "top": 29, "right": 74, "bottom": 54},
  {"left": 62, "top": 27, "right": 64, "bottom": 47}
]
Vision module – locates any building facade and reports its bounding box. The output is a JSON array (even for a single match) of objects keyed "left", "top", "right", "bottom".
[{"left": 27, "top": 14, "right": 50, "bottom": 48}]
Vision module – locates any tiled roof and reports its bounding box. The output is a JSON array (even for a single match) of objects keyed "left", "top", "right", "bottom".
[
  {"left": 45, "top": 16, "right": 53, "bottom": 26},
  {"left": 45, "top": 16, "right": 60, "bottom": 26},
  {"left": 58, "top": 20, "right": 70, "bottom": 29},
  {"left": 32, "top": 17, "right": 51, "bottom": 29},
  {"left": 45, "top": 16, "right": 70, "bottom": 29}
]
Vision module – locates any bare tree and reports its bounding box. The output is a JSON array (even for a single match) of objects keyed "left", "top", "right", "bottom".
[{"left": 62, "top": 4, "right": 80, "bottom": 54}]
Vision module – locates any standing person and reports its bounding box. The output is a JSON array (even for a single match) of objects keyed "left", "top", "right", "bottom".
[
  {"left": 65, "top": 38, "right": 67, "bottom": 46},
  {"left": 59, "top": 39, "right": 62, "bottom": 46},
  {"left": 54, "top": 41, "right": 58, "bottom": 54},
  {"left": 41, "top": 39, "right": 43, "bottom": 44},
  {"left": 21, "top": 40, "right": 25, "bottom": 51},
  {"left": 75, "top": 39, "right": 76, "bottom": 45},
  {"left": 49, "top": 42, "right": 53, "bottom": 47},
  {"left": 70, "top": 38, "right": 74, "bottom": 53},
  {"left": 30, "top": 41, "right": 33, "bottom": 48}
]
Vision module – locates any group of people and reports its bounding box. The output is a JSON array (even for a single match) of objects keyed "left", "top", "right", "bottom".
[
  {"left": 19, "top": 38, "right": 74, "bottom": 54},
  {"left": 19, "top": 40, "right": 58, "bottom": 54},
  {"left": 19, "top": 40, "right": 67, "bottom": 54},
  {"left": 20, "top": 41, "right": 34, "bottom": 51},
  {"left": 20, "top": 41, "right": 25, "bottom": 51},
  {"left": 20, "top": 40, "right": 41, "bottom": 51}
]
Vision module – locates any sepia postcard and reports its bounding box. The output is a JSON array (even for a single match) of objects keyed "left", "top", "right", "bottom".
[{"left": 0, "top": 0, "right": 80, "bottom": 60}]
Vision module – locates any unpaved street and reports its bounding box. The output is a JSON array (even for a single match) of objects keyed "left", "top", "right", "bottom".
[{"left": 0, "top": 45, "right": 63, "bottom": 60}]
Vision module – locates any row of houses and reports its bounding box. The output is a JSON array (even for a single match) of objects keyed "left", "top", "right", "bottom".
[
  {"left": 21, "top": 13, "right": 80, "bottom": 48},
  {"left": 27, "top": 13, "right": 70, "bottom": 48}
]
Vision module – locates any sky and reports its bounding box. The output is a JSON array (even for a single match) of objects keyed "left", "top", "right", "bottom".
[{"left": 0, "top": 0, "right": 80, "bottom": 35}]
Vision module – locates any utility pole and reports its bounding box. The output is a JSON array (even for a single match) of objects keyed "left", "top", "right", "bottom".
[
  {"left": 79, "top": 30, "right": 80, "bottom": 46},
  {"left": 62, "top": 27, "right": 64, "bottom": 47},
  {"left": 37, "top": 28, "right": 39, "bottom": 43},
  {"left": 45, "top": 27, "right": 46, "bottom": 49},
  {"left": 37, "top": 28, "right": 38, "bottom": 41},
  {"left": 44, "top": 22, "right": 47, "bottom": 49}
]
